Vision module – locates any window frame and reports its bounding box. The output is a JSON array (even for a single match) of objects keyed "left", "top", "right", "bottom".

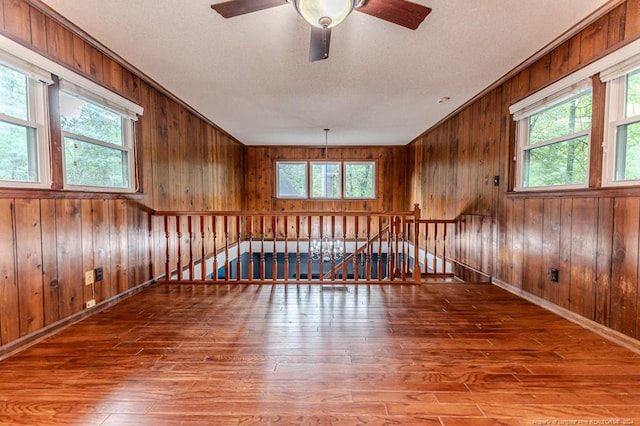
[
  {"left": 602, "top": 67, "right": 640, "bottom": 187},
  {"left": 0, "top": 61, "right": 51, "bottom": 189},
  {"left": 343, "top": 160, "right": 376, "bottom": 199},
  {"left": 275, "top": 159, "right": 378, "bottom": 200},
  {"left": 515, "top": 88, "right": 593, "bottom": 191},
  {"left": 275, "top": 161, "right": 308, "bottom": 199},
  {"left": 59, "top": 89, "right": 136, "bottom": 192},
  {"left": 0, "top": 35, "right": 143, "bottom": 194}
]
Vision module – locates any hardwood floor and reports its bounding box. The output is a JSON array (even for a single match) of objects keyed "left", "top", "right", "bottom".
[{"left": 0, "top": 281, "right": 639, "bottom": 425}]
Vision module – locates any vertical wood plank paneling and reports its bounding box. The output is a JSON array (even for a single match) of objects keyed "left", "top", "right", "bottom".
[
  {"left": 579, "top": 14, "right": 609, "bottom": 64},
  {"left": 569, "top": 198, "right": 598, "bottom": 320},
  {"left": 510, "top": 198, "right": 525, "bottom": 289},
  {"left": 624, "top": 0, "right": 640, "bottom": 40},
  {"left": 549, "top": 37, "right": 580, "bottom": 81},
  {"left": 71, "top": 34, "right": 85, "bottom": 72},
  {"left": 40, "top": 199, "right": 59, "bottom": 326},
  {"left": 55, "top": 199, "right": 83, "bottom": 318},
  {"left": 0, "top": 0, "right": 5, "bottom": 31},
  {"left": 529, "top": 53, "right": 551, "bottom": 92},
  {"left": 84, "top": 43, "right": 104, "bottom": 82},
  {"left": 45, "top": 17, "right": 73, "bottom": 66},
  {"left": 102, "top": 56, "right": 123, "bottom": 92},
  {"left": 92, "top": 199, "right": 111, "bottom": 302},
  {"left": 28, "top": 6, "right": 47, "bottom": 52},
  {"left": 610, "top": 197, "right": 639, "bottom": 337},
  {"left": 541, "top": 198, "right": 561, "bottom": 303},
  {"left": 80, "top": 200, "right": 94, "bottom": 307},
  {"left": 2, "top": 0, "right": 31, "bottom": 43},
  {"left": 557, "top": 198, "right": 572, "bottom": 310},
  {"left": 14, "top": 199, "right": 44, "bottom": 336},
  {"left": 0, "top": 199, "right": 18, "bottom": 345},
  {"left": 595, "top": 198, "right": 614, "bottom": 327},
  {"left": 606, "top": 3, "right": 626, "bottom": 47},
  {"left": 109, "top": 200, "right": 128, "bottom": 294},
  {"left": 522, "top": 199, "right": 544, "bottom": 296}
]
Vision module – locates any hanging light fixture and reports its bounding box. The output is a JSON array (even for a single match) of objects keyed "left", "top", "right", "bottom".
[
  {"left": 292, "top": 0, "right": 358, "bottom": 28},
  {"left": 310, "top": 129, "right": 344, "bottom": 262}
]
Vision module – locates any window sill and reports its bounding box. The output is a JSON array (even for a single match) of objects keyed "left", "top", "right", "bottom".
[
  {"left": 507, "top": 185, "right": 640, "bottom": 198},
  {"left": 0, "top": 187, "right": 145, "bottom": 200}
]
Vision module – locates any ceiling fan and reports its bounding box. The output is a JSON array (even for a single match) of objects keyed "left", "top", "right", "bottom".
[{"left": 210, "top": 0, "right": 432, "bottom": 62}]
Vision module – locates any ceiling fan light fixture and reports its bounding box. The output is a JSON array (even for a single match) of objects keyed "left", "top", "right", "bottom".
[{"left": 293, "top": 0, "right": 356, "bottom": 28}]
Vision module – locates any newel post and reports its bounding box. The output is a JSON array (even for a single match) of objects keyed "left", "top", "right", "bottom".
[{"left": 413, "top": 203, "right": 421, "bottom": 284}]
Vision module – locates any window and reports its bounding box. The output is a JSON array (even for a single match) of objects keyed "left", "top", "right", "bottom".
[
  {"left": 60, "top": 90, "right": 134, "bottom": 190},
  {"left": 344, "top": 161, "right": 375, "bottom": 198},
  {"left": 603, "top": 67, "right": 640, "bottom": 186},
  {"left": 520, "top": 89, "right": 592, "bottom": 189},
  {"left": 276, "top": 160, "right": 376, "bottom": 199},
  {"left": 276, "top": 161, "right": 307, "bottom": 198},
  {"left": 0, "top": 62, "right": 50, "bottom": 187},
  {"left": 311, "top": 161, "right": 341, "bottom": 198}
]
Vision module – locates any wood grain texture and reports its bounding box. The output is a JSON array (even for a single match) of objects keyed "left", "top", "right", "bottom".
[
  {"left": 0, "top": 282, "right": 639, "bottom": 425},
  {"left": 406, "top": 0, "right": 640, "bottom": 340},
  {"left": 0, "top": 0, "right": 246, "bottom": 350}
]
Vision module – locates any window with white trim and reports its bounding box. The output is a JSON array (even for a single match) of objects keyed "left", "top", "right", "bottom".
[
  {"left": 0, "top": 34, "right": 143, "bottom": 192},
  {"left": 602, "top": 64, "right": 640, "bottom": 186},
  {"left": 60, "top": 89, "right": 134, "bottom": 190},
  {"left": 275, "top": 160, "right": 377, "bottom": 199},
  {"left": 344, "top": 161, "right": 375, "bottom": 198},
  {"left": 0, "top": 61, "right": 51, "bottom": 187},
  {"left": 311, "top": 161, "right": 341, "bottom": 198},
  {"left": 511, "top": 78, "right": 593, "bottom": 191},
  {"left": 276, "top": 161, "right": 307, "bottom": 198}
]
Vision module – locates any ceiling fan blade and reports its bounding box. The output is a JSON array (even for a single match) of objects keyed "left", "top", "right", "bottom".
[
  {"left": 309, "top": 26, "right": 331, "bottom": 62},
  {"left": 210, "top": 0, "right": 287, "bottom": 18},
  {"left": 356, "top": 0, "right": 431, "bottom": 30}
]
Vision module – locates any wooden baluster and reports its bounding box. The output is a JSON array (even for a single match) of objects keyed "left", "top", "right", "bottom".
[
  {"left": 378, "top": 216, "right": 383, "bottom": 280},
  {"left": 200, "top": 216, "right": 206, "bottom": 281},
  {"left": 386, "top": 216, "right": 393, "bottom": 280},
  {"left": 400, "top": 216, "right": 407, "bottom": 281},
  {"left": 260, "top": 215, "right": 265, "bottom": 281},
  {"left": 188, "top": 216, "right": 194, "bottom": 281},
  {"left": 176, "top": 216, "right": 182, "bottom": 282},
  {"left": 424, "top": 221, "right": 430, "bottom": 276},
  {"left": 442, "top": 222, "right": 448, "bottom": 275},
  {"left": 353, "top": 216, "right": 359, "bottom": 282},
  {"left": 272, "top": 215, "right": 277, "bottom": 282},
  {"left": 318, "top": 215, "right": 324, "bottom": 282},
  {"left": 248, "top": 215, "right": 253, "bottom": 281},
  {"left": 224, "top": 215, "right": 229, "bottom": 280},
  {"left": 342, "top": 215, "right": 347, "bottom": 282},
  {"left": 295, "top": 215, "right": 301, "bottom": 281},
  {"left": 433, "top": 222, "right": 438, "bottom": 274},
  {"left": 366, "top": 216, "right": 372, "bottom": 281},
  {"left": 329, "top": 215, "right": 336, "bottom": 282},
  {"left": 212, "top": 216, "right": 218, "bottom": 282},
  {"left": 284, "top": 215, "right": 289, "bottom": 282},
  {"left": 236, "top": 215, "right": 241, "bottom": 280},
  {"left": 307, "top": 215, "right": 312, "bottom": 282},
  {"left": 413, "top": 205, "right": 421, "bottom": 284},
  {"left": 164, "top": 216, "right": 170, "bottom": 282}
]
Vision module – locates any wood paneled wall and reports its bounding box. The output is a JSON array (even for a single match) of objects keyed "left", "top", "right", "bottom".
[
  {"left": 0, "top": 0, "right": 244, "bottom": 349},
  {"left": 407, "top": 0, "right": 640, "bottom": 339},
  {"left": 244, "top": 146, "right": 408, "bottom": 212}
]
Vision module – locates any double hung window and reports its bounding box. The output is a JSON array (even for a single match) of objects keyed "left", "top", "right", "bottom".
[{"left": 0, "top": 61, "right": 50, "bottom": 187}]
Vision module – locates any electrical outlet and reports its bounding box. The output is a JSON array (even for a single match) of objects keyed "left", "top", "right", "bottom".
[
  {"left": 86, "top": 299, "right": 96, "bottom": 308},
  {"left": 85, "top": 270, "right": 94, "bottom": 285},
  {"left": 550, "top": 268, "right": 559, "bottom": 283},
  {"left": 95, "top": 267, "right": 104, "bottom": 282}
]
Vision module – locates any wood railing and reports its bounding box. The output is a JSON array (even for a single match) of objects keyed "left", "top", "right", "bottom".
[{"left": 153, "top": 205, "right": 455, "bottom": 284}]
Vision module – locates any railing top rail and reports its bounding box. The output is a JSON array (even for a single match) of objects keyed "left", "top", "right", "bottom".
[
  {"left": 153, "top": 210, "right": 419, "bottom": 217},
  {"left": 416, "top": 219, "right": 457, "bottom": 224}
]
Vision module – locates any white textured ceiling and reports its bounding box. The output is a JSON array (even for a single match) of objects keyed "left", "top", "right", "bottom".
[{"left": 41, "top": 0, "right": 613, "bottom": 146}]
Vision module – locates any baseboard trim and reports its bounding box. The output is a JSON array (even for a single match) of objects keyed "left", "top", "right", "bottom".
[
  {"left": 491, "top": 278, "right": 640, "bottom": 355},
  {"left": 0, "top": 278, "right": 158, "bottom": 361}
]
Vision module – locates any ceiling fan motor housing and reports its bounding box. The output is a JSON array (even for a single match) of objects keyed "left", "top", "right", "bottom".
[{"left": 293, "top": 0, "right": 357, "bottom": 28}]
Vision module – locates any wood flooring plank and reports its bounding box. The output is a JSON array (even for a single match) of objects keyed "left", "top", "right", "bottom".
[{"left": 0, "top": 282, "right": 639, "bottom": 425}]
